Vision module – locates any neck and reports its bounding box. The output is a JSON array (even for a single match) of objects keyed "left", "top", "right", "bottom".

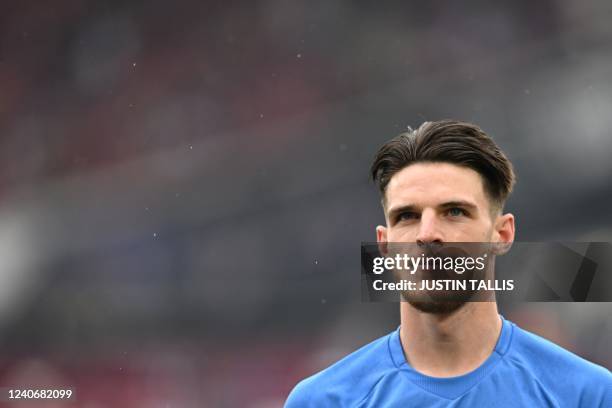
[{"left": 399, "top": 302, "right": 501, "bottom": 377}]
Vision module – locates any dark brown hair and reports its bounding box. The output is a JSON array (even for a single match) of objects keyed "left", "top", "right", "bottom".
[{"left": 370, "top": 120, "right": 515, "bottom": 212}]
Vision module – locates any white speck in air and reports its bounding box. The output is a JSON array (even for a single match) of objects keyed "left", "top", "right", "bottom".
[
  {"left": 189, "top": 145, "right": 193, "bottom": 150},
  {"left": 321, "top": 298, "right": 327, "bottom": 304},
  {"left": 296, "top": 53, "right": 302, "bottom": 59},
  {"left": 259, "top": 113, "right": 264, "bottom": 118},
  {"left": 153, "top": 232, "right": 157, "bottom": 238},
  {"left": 132, "top": 62, "right": 136, "bottom": 67},
  {"left": 145, "top": 207, "right": 149, "bottom": 211},
  {"left": 314, "top": 260, "right": 318, "bottom": 265}
]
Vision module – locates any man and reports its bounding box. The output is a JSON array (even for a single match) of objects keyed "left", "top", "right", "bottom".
[{"left": 285, "top": 120, "right": 611, "bottom": 407}]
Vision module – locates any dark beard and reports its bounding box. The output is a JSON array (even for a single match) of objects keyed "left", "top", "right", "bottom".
[
  {"left": 405, "top": 298, "right": 467, "bottom": 314},
  {"left": 400, "top": 268, "right": 485, "bottom": 314},
  {"left": 399, "top": 256, "right": 489, "bottom": 315},
  {"left": 391, "top": 242, "right": 495, "bottom": 314}
]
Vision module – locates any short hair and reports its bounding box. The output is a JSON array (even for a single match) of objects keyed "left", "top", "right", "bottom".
[{"left": 370, "top": 120, "right": 515, "bottom": 212}]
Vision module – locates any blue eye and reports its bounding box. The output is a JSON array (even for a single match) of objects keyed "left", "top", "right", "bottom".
[
  {"left": 399, "top": 212, "right": 418, "bottom": 221},
  {"left": 448, "top": 207, "right": 466, "bottom": 217}
]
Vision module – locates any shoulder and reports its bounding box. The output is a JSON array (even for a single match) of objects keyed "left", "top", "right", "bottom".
[
  {"left": 284, "top": 330, "right": 398, "bottom": 408},
  {"left": 507, "top": 322, "right": 611, "bottom": 404}
]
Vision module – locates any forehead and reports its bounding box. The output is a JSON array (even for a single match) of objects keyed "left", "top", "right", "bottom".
[{"left": 385, "top": 162, "right": 489, "bottom": 209}]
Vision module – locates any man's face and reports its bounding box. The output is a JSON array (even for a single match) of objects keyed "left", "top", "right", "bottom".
[
  {"left": 378, "top": 162, "right": 500, "bottom": 244},
  {"left": 376, "top": 162, "right": 515, "bottom": 314}
]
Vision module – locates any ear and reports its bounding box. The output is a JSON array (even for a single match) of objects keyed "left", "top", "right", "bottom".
[
  {"left": 492, "top": 213, "right": 515, "bottom": 255},
  {"left": 376, "top": 225, "right": 388, "bottom": 255}
]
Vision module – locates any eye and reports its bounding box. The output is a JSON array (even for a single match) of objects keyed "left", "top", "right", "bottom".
[
  {"left": 447, "top": 207, "right": 467, "bottom": 217},
  {"left": 398, "top": 211, "right": 419, "bottom": 221}
]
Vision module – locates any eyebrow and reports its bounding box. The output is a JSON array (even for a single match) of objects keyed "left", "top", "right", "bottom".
[
  {"left": 438, "top": 200, "right": 478, "bottom": 211},
  {"left": 387, "top": 200, "right": 478, "bottom": 221}
]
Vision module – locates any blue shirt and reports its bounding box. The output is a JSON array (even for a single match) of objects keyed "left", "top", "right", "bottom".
[{"left": 285, "top": 316, "right": 611, "bottom": 407}]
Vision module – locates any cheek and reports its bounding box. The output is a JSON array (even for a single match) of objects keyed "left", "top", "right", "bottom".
[
  {"left": 476, "top": 220, "right": 495, "bottom": 240},
  {"left": 387, "top": 226, "right": 416, "bottom": 241},
  {"left": 452, "top": 219, "right": 493, "bottom": 241}
]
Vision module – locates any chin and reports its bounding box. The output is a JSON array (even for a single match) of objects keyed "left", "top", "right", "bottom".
[{"left": 405, "top": 299, "right": 468, "bottom": 315}]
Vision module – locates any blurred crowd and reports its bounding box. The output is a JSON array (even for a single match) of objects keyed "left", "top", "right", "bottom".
[{"left": 0, "top": 1, "right": 611, "bottom": 406}]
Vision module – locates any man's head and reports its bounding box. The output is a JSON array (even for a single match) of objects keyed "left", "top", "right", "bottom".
[{"left": 370, "top": 120, "right": 516, "bottom": 312}]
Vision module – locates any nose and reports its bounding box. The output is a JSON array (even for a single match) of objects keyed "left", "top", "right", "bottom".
[{"left": 416, "top": 209, "right": 443, "bottom": 246}]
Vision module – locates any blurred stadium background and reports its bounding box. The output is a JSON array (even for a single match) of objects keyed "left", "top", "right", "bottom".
[{"left": 0, "top": 1, "right": 611, "bottom": 407}]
